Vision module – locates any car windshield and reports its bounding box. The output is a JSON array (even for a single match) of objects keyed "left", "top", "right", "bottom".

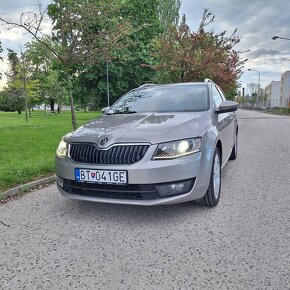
[{"left": 107, "top": 85, "right": 209, "bottom": 114}]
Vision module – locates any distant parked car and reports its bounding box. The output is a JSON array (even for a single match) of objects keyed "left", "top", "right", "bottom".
[{"left": 55, "top": 79, "right": 238, "bottom": 207}]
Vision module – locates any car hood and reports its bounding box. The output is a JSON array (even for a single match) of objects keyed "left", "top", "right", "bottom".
[{"left": 65, "top": 112, "right": 211, "bottom": 146}]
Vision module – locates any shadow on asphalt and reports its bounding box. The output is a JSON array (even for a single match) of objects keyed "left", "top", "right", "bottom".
[{"left": 57, "top": 198, "right": 209, "bottom": 223}]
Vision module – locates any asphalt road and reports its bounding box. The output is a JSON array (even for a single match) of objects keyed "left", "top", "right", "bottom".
[{"left": 1, "top": 109, "right": 290, "bottom": 290}]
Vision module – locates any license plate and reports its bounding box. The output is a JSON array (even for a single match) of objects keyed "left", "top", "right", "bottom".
[{"left": 75, "top": 169, "right": 127, "bottom": 184}]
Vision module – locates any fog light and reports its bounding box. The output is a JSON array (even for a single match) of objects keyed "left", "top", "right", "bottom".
[
  {"left": 170, "top": 183, "right": 185, "bottom": 192},
  {"left": 156, "top": 179, "right": 194, "bottom": 197},
  {"left": 57, "top": 176, "right": 64, "bottom": 188}
]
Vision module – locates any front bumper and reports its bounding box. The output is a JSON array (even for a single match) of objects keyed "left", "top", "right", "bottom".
[{"left": 55, "top": 146, "right": 214, "bottom": 206}]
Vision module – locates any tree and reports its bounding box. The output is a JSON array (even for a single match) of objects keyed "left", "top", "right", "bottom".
[
  {"left": 152, "top": 9, "right": 247, "bottom": 97},
  {"left": 25, "top": 37, "right": 54, "bottom": 111},
  {"left": 247, "top": 82, "right": 260, "bottom": 105},
  {"left": 73, "top": 0, "right": 163, "bottom": 109},
  {"left": 24, "top": 37, "right": 69, "bottom": 112},
  {"left": 0, "top": 41, "right": 3, "bottom": 79},
  {"left": 1, "top": 0, "right": 132, "bottom": 129},
  {"left": 158, "top": 0, "right": 181, "bottom": 33},
  {"left": 5, "top": 49, "right": 24, "bottom": 114},
  {"left": 4, "top": 49, "right": 40, "bottom": 117},
  {"left": 47, "top": 0, "right": 134, "bottom": 127}
]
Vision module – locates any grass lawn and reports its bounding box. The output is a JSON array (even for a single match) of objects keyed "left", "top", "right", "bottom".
[
  {"left": 0, "top": 110, "right": 101, "bottom": 192},
  {"left": 260, "top": 108, "right": 290, "bottom": 115}
]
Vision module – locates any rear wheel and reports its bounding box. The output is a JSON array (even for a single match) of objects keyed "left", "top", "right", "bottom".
[
  {"left": 229, "top": 131, "right": 238, "bottom": 160},
  {"left": 201, "top": 147, "right": 221, "bottom": 208}
]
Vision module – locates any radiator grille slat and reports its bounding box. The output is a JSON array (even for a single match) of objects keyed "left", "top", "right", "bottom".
[{"left": 69, "top": 143, "right": 149, "bottom": 165}]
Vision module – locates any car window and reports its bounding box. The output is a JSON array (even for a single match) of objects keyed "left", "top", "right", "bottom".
[
  {"left": 107, "top": 85, "right": 209, "bottom": 114},
  {"left": 212, "top": 85, "right": 223, "bottom": 108}
]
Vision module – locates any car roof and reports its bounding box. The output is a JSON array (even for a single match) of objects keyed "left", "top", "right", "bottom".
[{"left": 138, "top": 79, "right": 215, "bottom": 89}]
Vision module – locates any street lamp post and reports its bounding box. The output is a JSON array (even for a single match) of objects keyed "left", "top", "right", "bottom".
[
  {"left": 248, "top": 68, "right": 261, "bottom": 107},
  {"left": 272, "top": 36, "right": 290, "bottom": 41},
  {"left": 272, "top": 35, "right": 290, "bottom": 109},
  {"left": 104, "top": 32, "right": 110, "bottom": 108},
  {"left": 106, "top": 60, "right": 110, "bottom": 107}
]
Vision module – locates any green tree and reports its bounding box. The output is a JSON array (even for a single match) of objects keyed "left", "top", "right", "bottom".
[
  {"left": 25, "top": 37, "right": 65, "bottom": 112},
  {"left": 1, "top": 0, "right": 132, "bottom": 129},
  {"left": 73, "top": 0, "right": 163, "bottom": 109},
  {"left": 158, "top": 0, "right": 181, "bottom": 33},
  {"left": 5, "top": 49, "right": 24, "bottom": 114},
  {"left": 47, "top": 0, "right": 133, "bottom": 128},
  {"left": 0, "top": 41, "right": 3, "bottom": 79},
  {"left": 45, "top": 69, "right": 68, "bottom": 112},
  {"left": 5, "top": 49, "right": 40, "bottom": 117},
  {"left": 0, "top": 90, "right": 11, "bottom": 111}
]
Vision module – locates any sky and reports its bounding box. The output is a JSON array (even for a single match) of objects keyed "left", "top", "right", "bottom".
[
  {"left": 1, "top": 0, "right": 290, "bottom": 92},
  {"left": 180, "top": 0, "right": 290, "bottom": 92}
]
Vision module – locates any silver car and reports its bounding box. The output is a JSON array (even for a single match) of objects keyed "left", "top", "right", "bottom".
[{"left": 55, "top": 79, "right": 238, "bottom": 207}]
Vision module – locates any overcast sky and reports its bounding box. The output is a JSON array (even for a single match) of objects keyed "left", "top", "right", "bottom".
[
  {"left": 1, "top": 0, "right": 290, "bottom": 91},
  {"left": 180, "top": 0, "right": 290, "bottom": 92}
]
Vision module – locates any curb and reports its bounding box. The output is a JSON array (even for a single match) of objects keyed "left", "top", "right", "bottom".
[{"left": 0, "top": 175, "right": 56, "bottom": 200}]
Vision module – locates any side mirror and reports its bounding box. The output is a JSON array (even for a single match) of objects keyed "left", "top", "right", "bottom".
[
  {"left": 216, "top": 101, "right": 238, "bottom": 114},
  {"left": 101, "top": 107, "right": 110, "bottom": 114}
]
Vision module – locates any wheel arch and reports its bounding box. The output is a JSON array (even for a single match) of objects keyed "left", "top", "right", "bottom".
[{"left": 216, "top": 139, "right": 222, "bottom": 162}]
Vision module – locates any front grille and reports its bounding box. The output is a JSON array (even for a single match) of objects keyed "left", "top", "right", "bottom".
[
  {"left": 69, "top": 143, "right": 149, "bottom": 165},
  {"left": 63, "top": 179, "right": 161, "bottom": 200}
]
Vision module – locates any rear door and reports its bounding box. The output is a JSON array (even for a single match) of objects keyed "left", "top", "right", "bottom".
[{"left": 212, "top": 85, "right": 235, "bottom": 163}]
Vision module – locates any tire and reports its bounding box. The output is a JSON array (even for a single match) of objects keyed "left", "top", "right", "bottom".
[
  {"left": 201, "top": 147, "right": 221, "bottom": 208},
  {"left": 229, "top": 130, "right": 238, "bottom": 160}
]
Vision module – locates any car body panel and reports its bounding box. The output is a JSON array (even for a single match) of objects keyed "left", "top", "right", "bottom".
[
  {"left": 215, "top": 112, "right": 236, "bottom": 164},
  {"left": 56, "top": 147, "right": 215, "bottom": 205},
  {"left": 65, "top": 112, "right": 212, "bottom": 146},
  {"left": 55, "top": 81, "right": 238, "bottom": 206}
]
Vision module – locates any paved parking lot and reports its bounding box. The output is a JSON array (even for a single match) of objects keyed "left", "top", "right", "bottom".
[{"left": 1, "top": 109, "right": 290, "bottom": 289}]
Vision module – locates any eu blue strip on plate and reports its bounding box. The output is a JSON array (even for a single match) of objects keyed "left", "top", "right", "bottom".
[{"left": 75, "top": 169, "right": 80, "bottom": 181}]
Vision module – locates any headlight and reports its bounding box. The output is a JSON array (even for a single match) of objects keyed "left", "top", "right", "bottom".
[
  {"left": 153, "top": 138, "right": 202, "bottom": 160},
  {"left": 56, "top": 139, "right": 67, "bottom": 158}
]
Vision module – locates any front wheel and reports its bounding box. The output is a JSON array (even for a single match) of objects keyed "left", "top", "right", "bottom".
[{"left": 201, "top": 147, "right": 221, "bottom": 208}]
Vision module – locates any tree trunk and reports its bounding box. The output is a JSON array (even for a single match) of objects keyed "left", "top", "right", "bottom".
[
  {"left": 57, "top": 105, "right": 61, "bottom": 114},
  {"left": 17, "top": 108, "right": 21, "bottom": 114},
  {"left": 67, "top": 74, "right": 77, "bottom": 130},
  {"left": 50, "top": 98, "right": 55, "bottom": 112}
]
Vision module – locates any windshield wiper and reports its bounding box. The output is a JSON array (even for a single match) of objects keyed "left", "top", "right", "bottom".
[{"left": 107, "top": 111, "right": 137, "bottom": 115}]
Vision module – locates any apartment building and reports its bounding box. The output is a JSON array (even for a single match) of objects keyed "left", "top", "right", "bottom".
[
  {"left": 264, "top": 71, "right": 290, "bottom": 108},
  {"left": 265, "top": 81, "right": 281, "bottom": 107},
  {"left": 280, "top": 71, "right": 290, "bottom": 108}
]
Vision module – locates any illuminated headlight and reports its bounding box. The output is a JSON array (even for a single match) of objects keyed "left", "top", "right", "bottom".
[
  {"left": 56, "top": 139, "right": 68, "bottom": 158},
  {"left": 153, "top": 138, "right": 201, "bottom": 160}
]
